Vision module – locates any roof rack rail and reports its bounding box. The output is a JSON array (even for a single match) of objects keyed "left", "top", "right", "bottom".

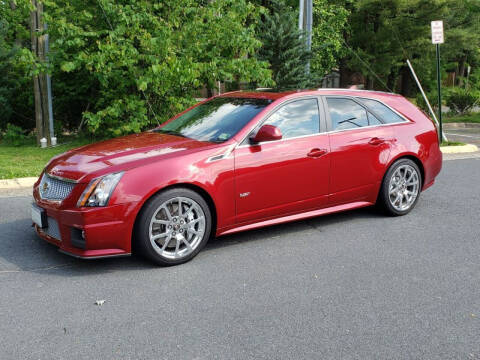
[{"left": 316, "top": 88, "right": 396, "bottom": 95}]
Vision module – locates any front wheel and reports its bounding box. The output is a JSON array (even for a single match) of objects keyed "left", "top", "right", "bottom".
[
  {"left": 135, "top": 188, "right": 212, "bottom": 266},
  {"left": 378, "top": 158, "right": 422, "bottom": 216}
]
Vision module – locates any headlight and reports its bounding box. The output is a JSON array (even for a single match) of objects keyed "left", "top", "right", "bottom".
[{"left": 77, "top": 172, "right": 124, "bottom": 207}]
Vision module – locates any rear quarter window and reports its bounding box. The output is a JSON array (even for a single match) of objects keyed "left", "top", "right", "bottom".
[{"left": 359, "top": 98, "right": 406, "bottom": 124}]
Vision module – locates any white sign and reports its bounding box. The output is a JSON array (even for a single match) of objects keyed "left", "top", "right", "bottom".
[{"left": 431, "top": 20, "right": 444, "bottom": 44}]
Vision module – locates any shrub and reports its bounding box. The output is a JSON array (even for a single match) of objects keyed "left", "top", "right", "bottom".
[
  {"left": 445, "top": 88, "right": 480, "bottom": 115},
  {"left": 2, "top": 123, "right": 27, "bottom": 146},
  {"left": 415, "top": 92, "right": 438, "bottom": 115}
]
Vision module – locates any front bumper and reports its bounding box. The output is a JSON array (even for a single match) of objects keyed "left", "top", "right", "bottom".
[{"left": 33, "top": 201, "right": 139, "bottom": 259}]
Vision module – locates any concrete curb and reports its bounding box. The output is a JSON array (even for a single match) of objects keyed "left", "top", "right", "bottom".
[
  {"left": 440, "top": 144, "right": 478, "bottom": 154},
  {"left": 444, "top": 122, "right": 480, "bottom": 129},
  {"left": 0, "top": 177, "right": 37, "bottom": 190}
]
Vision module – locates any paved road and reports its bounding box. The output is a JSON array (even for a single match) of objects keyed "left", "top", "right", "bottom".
[
  {"left": 445, "top": 127, "right": 480, "bottom": 147},
  {"left": 1, "top": 159, "right": 479, "bottom": 360}
]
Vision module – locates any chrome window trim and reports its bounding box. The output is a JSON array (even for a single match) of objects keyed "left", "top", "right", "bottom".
[
  {"left": 233, "top": 94, "right": 410, "bottom": 150},
  {"left": 235, "top": 95, "right": 325, "bottom": 148},
  {"left": 236, "top": 132, "right": 327, "bottom": 148},
  {"left": 323, "top": 95, "right": 410, "bottom": 133},
  {"left": 46, "top": 173, "right": 79, "bottom": 183},
  {"left": 235, "top": 120, "right": 410, "bottom": 148},
  {"left": 326, "top": 120, "right": 410, "bottom": 135}
]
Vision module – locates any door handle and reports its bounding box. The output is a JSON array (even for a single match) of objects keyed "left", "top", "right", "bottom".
[
  {"left": 307, "top": 148, "right": 328, "bottom": 158},
  {"left": 368, "top": 137, "right": 385, "bottom": 146}
]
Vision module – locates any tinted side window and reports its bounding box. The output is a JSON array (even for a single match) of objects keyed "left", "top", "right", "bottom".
[
  {"left": 327, "top": 98, "right": 368, "bottom": 130},
  {"left": 360, "top": 98, "right": 406, "bottom": 124},
  {"left": 263, "top": 99, "right": 320, "bottom": 139},
  {"left": 368, "top": 112, "right": 383, "bottom": 125}
]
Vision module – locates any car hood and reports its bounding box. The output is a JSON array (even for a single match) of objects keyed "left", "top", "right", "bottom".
[{"left": 45, "top": 132, "right": 216, "bottom": 182}]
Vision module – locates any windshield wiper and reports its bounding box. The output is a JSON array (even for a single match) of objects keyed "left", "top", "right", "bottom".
[{"left": 154, "top": 129, "right": 188, "bottom": 138}]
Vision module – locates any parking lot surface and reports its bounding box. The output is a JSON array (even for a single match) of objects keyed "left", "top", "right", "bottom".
[
  {"left": 1, "top": 158, "right": 479, "bottom": 359},
  {"left": 445, "top": 126, "right": 480, "bottom": 147}
]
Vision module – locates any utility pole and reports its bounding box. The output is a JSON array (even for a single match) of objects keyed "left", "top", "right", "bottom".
[
  {"left": 298, "top": 0, "right": 313, "bottom": 74},
  {"left": 30, "top": 0, "right": 52, "bottom": 146}
]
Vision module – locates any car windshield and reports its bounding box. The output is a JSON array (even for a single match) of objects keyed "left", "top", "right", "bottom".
[{"left": 155, "top": 97, "right": 272, "bottom": 143}]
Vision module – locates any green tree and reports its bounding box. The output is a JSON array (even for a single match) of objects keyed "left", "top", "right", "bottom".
[
  {"left": 441, "top": 0, "right": 480, "bottom": 87},
  {"left": 24, "top": 0, "right": 273, "bottom": 138},
  {"left": 256, "top": 0, "right": 314, "bottom": 89},
  {"left": 341, "top": 0, "right": 480, "bottom": 95},
  {"left": 311, "top": 0, "right": 349, "bottom": 77},
  {"left": 0, "top": 1, "right": 33, "bottom": 131}
]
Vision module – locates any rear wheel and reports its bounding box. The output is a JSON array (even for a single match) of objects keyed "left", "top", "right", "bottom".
[
  {"left": 378, "top": 158, "right": 422, "bottom": 216},
  {"left": 135, "top": 188, "right": 212, "bottom": 266}
]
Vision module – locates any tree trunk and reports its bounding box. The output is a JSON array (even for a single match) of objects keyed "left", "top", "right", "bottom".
[
  {"left": 206, "top": 87, "right": 213, "bottom": 98},
  {"left": 387, "top": 71, "right": 397, "bottom": 93},
  {"left": 339, "top": 57, "right": 348, "bottom": 87},
  {"left": 30, "top": 0, "right": 51, "bottom": 146},
  {"left": 31, "top": 1, "right": 43, "bottom": 145},
  {"left": 368, "top": 77, "right": 374, "bottom": 90},
  {"left": 457, "top": 55, "right": 467, "bottom": 87},
  {"left": 399, "top": 66, "right": 411, "bottom": 97}
]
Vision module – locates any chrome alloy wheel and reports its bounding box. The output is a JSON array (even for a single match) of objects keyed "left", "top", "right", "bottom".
[
  {"left": 149, "top": 196, "right": 206, "bottom": 260},
  {"left": 388, "top": 164, "right": 420, "bottom": 212}
]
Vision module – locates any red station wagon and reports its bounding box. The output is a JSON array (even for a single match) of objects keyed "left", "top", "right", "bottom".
[{"left": 32, "top": 89, "right": 443, "bottom": 265}]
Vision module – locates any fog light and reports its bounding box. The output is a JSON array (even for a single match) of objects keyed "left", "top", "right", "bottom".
[{"left": 71, "top": 228, "right": 86, "bottom": 249}]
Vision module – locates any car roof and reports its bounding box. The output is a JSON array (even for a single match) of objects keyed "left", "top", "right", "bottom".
[{"left": 218, "top": 89, "right": 402, "bottom": 101}]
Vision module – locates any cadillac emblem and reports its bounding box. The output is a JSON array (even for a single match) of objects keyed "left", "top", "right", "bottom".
[{"left": 42, "top": 181, "right": 49, "bottom": 195}]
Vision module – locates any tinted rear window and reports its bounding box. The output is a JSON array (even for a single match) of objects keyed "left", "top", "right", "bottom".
[
  {"left": 359, "top": 98, "right": 406, "bottom": 124},
  {"left": 327, "top": 98, "right": 369, "bottom": 130},
  {"left": 157, "top": 97, "right": 272, "bottom": 143}
]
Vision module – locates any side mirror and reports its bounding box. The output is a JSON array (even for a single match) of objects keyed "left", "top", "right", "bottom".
[{"left": 250, "top": 124, "right": 282, "bottom": 144}]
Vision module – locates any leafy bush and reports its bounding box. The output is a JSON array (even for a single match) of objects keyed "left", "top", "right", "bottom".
[
  {"left": 2, "top": 124, "right": 27, "bottom": 146},
  {"left": 415, "top": 92, "right": 438, "bottom": 115},
  {"left": 445, "top": 88, "right": 480, "bottom": 114}
]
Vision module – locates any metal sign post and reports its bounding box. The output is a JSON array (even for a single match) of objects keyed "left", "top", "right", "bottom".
[{"left": 431, "top": 20, "right": 444, "bottom": 143}]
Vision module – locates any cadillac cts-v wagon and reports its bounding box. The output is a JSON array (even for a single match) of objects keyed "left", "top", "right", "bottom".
[{"left": 32, "top": 89, "right": 442, "bottom": 265}]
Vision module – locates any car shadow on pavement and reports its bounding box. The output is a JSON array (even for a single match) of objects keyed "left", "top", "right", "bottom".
[
  {"left": 0, "top": 206, "right": 382, "bottom": 275},
  {"left": 205, "top": 206, "right": 382, "bottom": 251}
]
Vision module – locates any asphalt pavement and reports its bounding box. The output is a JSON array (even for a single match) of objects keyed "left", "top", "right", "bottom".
[
  {"left": 445, "top": 127, "right": 480, "bottom": 147},
  {"left": 1, "top": 158, "right": 479, "bottom": 360}
]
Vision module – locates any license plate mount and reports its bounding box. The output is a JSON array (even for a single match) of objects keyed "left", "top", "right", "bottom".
[{"left": 31, "top": 204, "right": 47, "bottom": 228}]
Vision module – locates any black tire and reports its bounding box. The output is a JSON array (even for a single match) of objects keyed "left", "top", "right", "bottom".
[
  {"left": 377, "top": 158, "right": 422, "bottom": 216},
  {"left": 134, "top": 187, "right": 212, "bottom": 266}
]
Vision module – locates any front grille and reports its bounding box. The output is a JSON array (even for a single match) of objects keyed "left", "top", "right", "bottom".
[{"left": 39, "top": 174, "right": 76, "bottom": 201}]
